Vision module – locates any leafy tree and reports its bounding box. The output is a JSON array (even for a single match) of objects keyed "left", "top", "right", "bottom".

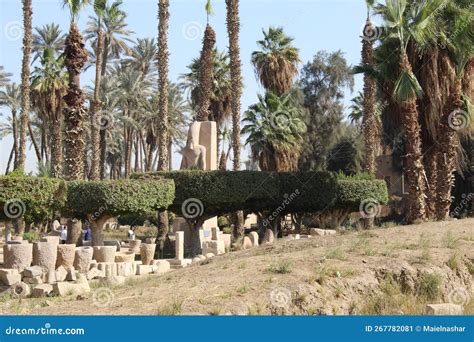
[
  {"left": 0, "top": 84, "right": 21, "bottom": 171},
  {"left": 32, "top": 23, "right": 66, "bottom": 62},
  {"left": 0, "top": 66, "right": 12, "bottom": 87},
  {"left": 298, "top": 50, "right": 354, "bottom": 171}
]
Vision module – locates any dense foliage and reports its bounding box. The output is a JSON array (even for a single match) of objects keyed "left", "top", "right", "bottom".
[
  {"left": 0, "top": 175, "right": 66, "bottom": 223},
  {"left": 67, "top": 178, "right": 175, "bottom": 217}
]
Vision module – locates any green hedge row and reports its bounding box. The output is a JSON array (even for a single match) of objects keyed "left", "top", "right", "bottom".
[
  {"left": 0, "top": 172, "right": 388, "bottom": 224},
  {"left": 67, "top": 179, "right": 175, "bottom": 218},
  {"left": 0, "top": 176, "right": 66, "bottom": 223},
  {"left": 133, "top": 171, "right": 387, "bottom": 217}
]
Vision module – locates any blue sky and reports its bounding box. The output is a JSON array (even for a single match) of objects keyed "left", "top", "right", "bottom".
[{"left": 0, "top": 0, "right": 368, "bottom": 173}]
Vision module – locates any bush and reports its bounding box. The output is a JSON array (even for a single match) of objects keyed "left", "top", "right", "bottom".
[
  {"left": 67, "top": 179, "right": 175, "bottom": 218},
  {"left": 0, "top": 176, "right": 66, "bottom": 224},
  {"left": 133, "top": 171, "right": 388, "bottom": 217}
]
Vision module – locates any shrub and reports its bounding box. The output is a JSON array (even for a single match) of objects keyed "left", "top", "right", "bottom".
[
  {"left": 0, "top": 176, "right": 66, "bottom": 224},
  {"left": 67, "top": 179, "right": 175, "bottom": 218},
  {"left": 335, "top": 179, "right": 389, "bottom": 211}
]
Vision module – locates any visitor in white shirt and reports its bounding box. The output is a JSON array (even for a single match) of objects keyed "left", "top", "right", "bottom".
[{"left": 60, "top": 226, "right": 68, "bottom": 244}]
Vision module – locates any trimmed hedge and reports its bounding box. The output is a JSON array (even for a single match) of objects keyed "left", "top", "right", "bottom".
[
  {"left": 0, "top": 176, "right": 66, "bottom": 223},
  {"left": 133, "top": 171, "right": 385, "bottom": 216},
  {"left": 67, "top": 179, "right": 175, "bottom": 217}
]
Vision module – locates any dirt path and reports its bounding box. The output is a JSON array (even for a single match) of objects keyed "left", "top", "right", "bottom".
[{"left": 1, "top": 219, "right": 473, "bottom": 315}]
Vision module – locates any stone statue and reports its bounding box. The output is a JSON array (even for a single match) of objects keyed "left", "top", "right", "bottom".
[{"left": 180, "top": 122, "right": 207, "bottom": 170}]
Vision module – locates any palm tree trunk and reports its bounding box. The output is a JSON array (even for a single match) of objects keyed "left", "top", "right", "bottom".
[
  {"left": 361, "top": 19, "right": 376, "bottom": 229},
  {"left": 17, "top": 0, "right": 32, "bottom": 172},
  {"left": 435, "top": 79, "right": 462, "bottom": 220},
  {"left": 156, "top": 0, "right": 171, "bottom": 258},
  {"left": 424, "top": 146, "right": 438, "bottom": 219},
  {"left": 50, "top": 118, "right": 63, "bottom": 178},
  {"left": 28, "top": 121, "right": 41, "bottom": 163},
  {"left": 64, "top": 22, "right": 88, "bottom": 181},
  {"left": 90, "top": 29, "right": 104, "bottom": 181},
  {"left": 5, "top": 145, "right": 14, "bottom": 174},
  {"left": 11, "top": 109, "right": 19, "bottom": 167},
  {"left": 400, "top": 53, "right": 427, "bottom": 223},
  {"left": 226, "top": 0, "right": 244, "bottom": 243},
  {"left": 99, "top": 129, "right": 107, "bottom": 179}
]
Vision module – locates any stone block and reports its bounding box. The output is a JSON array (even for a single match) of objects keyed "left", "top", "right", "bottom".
[
  {"left": 175, "top": 231, "right": 184, "bottom": 260},
  {"left": 128, "top": 240, "right": 141, "bottom": 254},
  {"left": 56, "top": 244, "right": 76, "bottom": 269},
  {"left": 31, "top": 284, "right": 54, "bottom": 298},
  {"left": 263, "top": 229, "right": 275, "bottom": 244},
  {"left": 310, "top": 228, "right": 337, "bottom": 237},
  {"left": 140, "top": 244, "right": 156, "bottom": 265},
  {"left": 168, "top": 259, "right": 192, "bottom": 269},
  {"left": 11, "top": 282, "right": 31, "bottom": 298},
  {"left": 74, "top": 247, "right": 93, "bottom": 273},
  {"left": 425, "top": 304, "right": 463, "bottom": 315},
  {"left": 33, "top": 242, "right": 57, "bottom": 272},
  {"left": 202, "top": 240, "right": 225, "bottom": 255},
  {"left": 211, "top": 227, "right": 220, "bottom": 240},
  {"left": 23, "top": 276, "right": 43, "bottom": 285},
  {"left": 97, "top": 262, "right": 117, "bottom": 277},
  {"left": 3, "top": 243, "right": 33, "bottom": 270},
  {"left": 22, "top": 266, "right": 43, "bottom": 278},
  {"left": 42, "top": 270, "right": 57, "bottom": 284},
  {"left": 55, "top": 266, "right": 68, "bottom": 282},
  {"left": 86, "top": 267, "right": 105, "bottom": 280},
  {"left": 151, "top": 260, "right": 171, "bottom": 274},
  {"left": 249, "top": 232, "right": 259, "bottom": 246},
  {"left": 66, "top": 267, "right": 77, "bottom": 281},
  {"left": 137, "top": 264, "right": 154, "bottom": 275},
  {"left": 115, "top": 252, "right": 135, "bottom": 263},
  {"left": 205, "top": 253, "right": 215, "bottom": 258},
  {"left": 242, "top": 236, "right": 253, "bottom": 250},
  {"left": 221, "top": 234, "right": 232, "bottom": 250},
  {"left": 53, "top": 279, "right": 90, "bottom": 297},
  {"left": 0, "top": 269, "right": 21, "bottom": 286},
  {"left": 40, "top": 236, "right": 60, "bottom": 245},
  {"left": 93, "top": 246, "right": 117, "bottom": 263},
  {"left": 116, "top": 262, "right": 135, "bottom": 277}
]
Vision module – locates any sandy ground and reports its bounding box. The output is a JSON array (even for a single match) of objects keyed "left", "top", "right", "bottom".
[{"left": 1, "top": 218, "right": 473, "bottom": 315}]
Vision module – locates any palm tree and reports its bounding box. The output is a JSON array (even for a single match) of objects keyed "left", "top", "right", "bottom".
[
  {"left": 0, "top": 66, "right": 12, "bottom": 87},
  {"left": 124, "top": 37, "right": 157, "bottom": 78},
  {"left": 377, "top": 0, "right": 446, "bottom": 223},
  {"left": 196, "top": 0, "right": 216, "bottom": 121},
  {"left": 435, "top": 10, "right": 473, "bottom": 220},
  {"left": 63, "top": 0, "right": 89, "bottom": 181},
  {"left": 251, "top": 27, "right": 300, "bottom": 96},
  {"left": 242, "top": 91, "right": 306, "bottom": 172},
  {"left": 32, "top": 23, "right": 66, "bottom": 61},
  {"left": 84, "top": 0, "right": 133, "bottom": 178},
  {"left": 31, "top": 48, "right": 68, "bottom": 178},
  {"left": 0, "top": 84, "right": 21, "bottom": 168},
  {"left": 226, "top": 0, "right": 244, "bottom": 242},
  {"left": 0, "top": 115, "right": 17, "bottom": 173},
  {"left": 17, "top": 0, "right": 33, "bottom": 172},
  {"left": 89, "top": 0, "right": 107, "bottom": 181}
]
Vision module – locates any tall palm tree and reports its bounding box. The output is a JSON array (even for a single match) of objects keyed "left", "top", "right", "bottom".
[
  {"left": 251, "top": 27, "right": 300, "bottom": 96},
  {"left": 89, "top": 0, "right": 108, "bottom": 181},
  {"left": 435, "top": 10, "right": 473, "bottom": 220},
  {"left": 31, "top": 48, "right": 69, "bottom": 178},
  {"left": 226, "top": 0, "right": 244, "bottom": 242},
  {"left": 124, "top": 37, "right": 157, "bottom": 78},
  {"left": 377, "top": 0, "right": 446, "bottom": 223},
  {"left": 0, "top": 84, "right": 21, "bottom": 168},
  {"left": 0, "top": 66, "right": 12, "bottom": 87},
  {"left": 32, "top": 23, "right": 66, "bottom": 61},
  {"left": 242, "top": 91, "right": 306, "bottom": 172},
  {"left": 85, "top": 0, "right": 133, "bottom": 178},
  {"left": 17, "top": 0, "right": 33, "bottom": 172},
  {"left": 196, "top": 0, "right": 216, "bottom": 121},
  {"left": 63, "top": 0, "right": 89, "bottom": 180}
]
